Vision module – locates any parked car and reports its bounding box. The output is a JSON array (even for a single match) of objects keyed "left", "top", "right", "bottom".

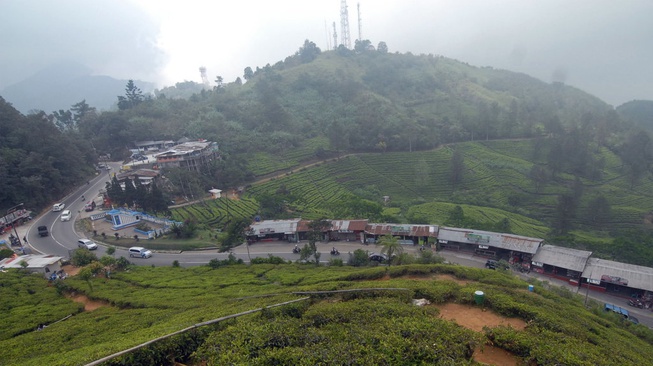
[
  {"left": 37, "top": 225, "right": 49, "bottom": 237},
  {"left": 52, "top": 203, "right": 65, "bottom": 212},
  {"left": 369, "top": 253, "right": 388, "bottom": 262},
  {"left": 129, "top": 246, "right": 152, "bottom": 258},
  {"left": 77, "top": 239, "right": 98, "bottom": 250},
  {"left": 60, "top": 210, "right": 72, "bottom": 222},
  {"left": 485, "top": 259, "right": 499, "bottom": 269}
]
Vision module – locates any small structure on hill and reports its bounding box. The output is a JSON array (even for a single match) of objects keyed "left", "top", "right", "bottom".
[{"left": 0, "top": 255, "right": 62, "bottom": 278}]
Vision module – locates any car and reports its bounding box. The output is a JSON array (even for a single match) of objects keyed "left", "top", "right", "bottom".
[
  {"left": 52, "top": 203, "right": 65, "bottom": 212},
  {"left": 38, "top": 225, "right": 49, "bottom": 237},
  {"left": 485, "top": 259, "right": 499, "bottom": 269},
  {"left": 77, "top": 239, "right": 98, "bottom": 250},
  {"left": 129, "top": 246, "right": 152, "bottom": 258},
  {"left": 369, "top": 253, "right": 388, "bottom": 262},
  {"left": 60, "top": 210, "right": 72, "bottom": 222}
]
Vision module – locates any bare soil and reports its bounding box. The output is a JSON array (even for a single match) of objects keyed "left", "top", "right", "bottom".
[
  {"left": 436, "top": 302, "right": 526, "bottom": 365},
  {"left": 67, "top": 293, "right": 108, "bottom": 311}
]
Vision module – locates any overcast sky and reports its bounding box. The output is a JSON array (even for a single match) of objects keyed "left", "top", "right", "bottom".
[{"left": 1, "top": 0, "right": 651, "bottom": 106}]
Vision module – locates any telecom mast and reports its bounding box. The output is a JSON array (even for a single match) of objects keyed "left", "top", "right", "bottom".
[
  {"left": 340, "top": 0, "right": 351, "bottom": 49},
  {"left": 199, "top": 66, "right": 210, "bottom": 89},
  {"left": 357, "top": 2, "right": 362, "bottom": 41},
  {"left": 332, "top": 22, "right": 338, "bottom": 50}
]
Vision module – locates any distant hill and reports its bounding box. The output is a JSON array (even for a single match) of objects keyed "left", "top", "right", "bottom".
[
  {"left": 616, "top": 100, "right": 653, "bottom": 131},
  {"left": 0, "top": 60, "right": 155, "bottom": 114}
]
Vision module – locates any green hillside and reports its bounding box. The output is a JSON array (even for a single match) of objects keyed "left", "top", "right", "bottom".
[{"left": 2, "top": 264, "right": 652, "bottom": 365}]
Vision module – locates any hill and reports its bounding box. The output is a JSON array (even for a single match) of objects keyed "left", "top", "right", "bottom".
[
  {"left": 1, "top": 263, "right": 652, "bottom": 365},
  {"left": 617, "top": 100, "right": 653, "bottom": 131},
  {"left": 0, "top": 60, "right": 155, "bottom": 113}
]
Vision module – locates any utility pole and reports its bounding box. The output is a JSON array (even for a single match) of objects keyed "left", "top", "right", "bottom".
[{"left": 6, "top": 203, "right": 24, "bottom": 247}]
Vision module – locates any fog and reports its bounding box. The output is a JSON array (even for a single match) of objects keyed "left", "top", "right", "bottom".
[{"left": 1, "top": 0, "right": 651, "bottom": 106}]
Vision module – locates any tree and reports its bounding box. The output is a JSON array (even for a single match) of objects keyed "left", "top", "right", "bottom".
[
  {"left": 70, "top": 99, "right": 96, "bottom": 125},
  {"left": 117, "top": 80, "right": 144, "bottom": 110},
  {"left": 553, "top": 194, "right": 577, "bottom": 234},
  {"left": 450, "top": 147, "right": 464, "bottom": 187},
  {"left": 78, "top": 267, "right": 94, "bottom": 292},
  {"left": 529, "top": 165, "right": 549, "bottom": 193},
  {"left": 354, "top": 39, "right": 372, "bottom": 53},
  {"left": 621, "top": 131, "right": 652, "bottom": 188},
  {"left": 307, "top": 218, "right": 331, "bottom": 265},
  {"left": 377, "top": 234, "right": 403, "bottom": 266},
  {"left": 377, "top": 41, "right": 388, "bottom": 54},
  {"left": 347, "top": 249, "right": 370, "bottom": 267},
  {"left": 585, "top": 195, "right": 612, "bottom": 227},
  {"left": 71, "top": 248, "right": 98, "bottom": 267},
  {"left": 243, "top": 67, "right": 254, "bottom": 81},
  {"left": 298, "top": 39, "right": 321, "bottom": 63},
  {"left": 447, "top": 206, "right": 465, "bottom": 227},
  {"left": 214, "top": 76, "right": 224, "bottom": 91}
]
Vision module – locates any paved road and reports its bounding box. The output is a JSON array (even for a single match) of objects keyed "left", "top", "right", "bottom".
[{"left": 5, "top": 162, "right": 652, "bottom": 329}]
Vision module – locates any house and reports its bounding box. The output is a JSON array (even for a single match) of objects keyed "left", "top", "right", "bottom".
[
  {"left": 364, "top": 223, "right": 439, "bottom": 246},
  {"left": 0, "top": 254, "right": 63, "bottom": 278},
  {"left": 327, "top": 219, "right": 368, "bottom": 243},
  {"left": 531, "top": 245, "right": 592, "bottom": 284},
  {"left": 247, "top": 219, "right": 301, "bottom": 243},
  {"left": 154, "top": 140, "right": 219, "bottom": 171},
  {"left": 437, "top": 227, "right": 543, "bottom": 266},
  {"left": 581, "top": 258, "right": 653, "bottom": 298}
]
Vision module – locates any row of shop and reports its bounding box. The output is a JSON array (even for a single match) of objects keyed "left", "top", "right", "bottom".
[{"left": 248, "top": 219, "right": 653, "bottom": 300}]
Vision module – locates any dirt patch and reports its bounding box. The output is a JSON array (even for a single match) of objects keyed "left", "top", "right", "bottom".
[
  {"left": 434, "top": 274, "right": 472, "bottom": 285},
  {"left": 61, "top": 264, "right": 80, "bottom": 276},
  {"left": 437, "top": 303, "right": 527, "bottom": 332},
  {"left": 473, "top": 344, "right": 520, "bottom": 366},
  {"left": 67, "top": 293, "right": 109, "bottom": 311},
  {"left": 436, "top": 303, "right": 525, "bottom": 365}
]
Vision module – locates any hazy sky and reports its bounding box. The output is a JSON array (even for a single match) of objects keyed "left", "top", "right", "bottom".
[{"left": 1, "top": 0, "right": 651, "bottom": 106}]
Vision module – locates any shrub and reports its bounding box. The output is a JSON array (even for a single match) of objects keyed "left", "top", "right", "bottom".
[
  {"left": 70, "top": 248, "right": 98, "bottom": 267},
  {"left": 251, "top": 255, "right": 289, "bottom": 265},
  {"left": 347, "top": 249, "right": 370, "bottom": 267},
  {"left": 328, "top": 258, "right": 344, "bottom": 267}
]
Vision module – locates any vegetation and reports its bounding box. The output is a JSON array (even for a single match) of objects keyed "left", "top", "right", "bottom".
[{"left": 1, "top": 264, "right": 652, "bottom": 365}]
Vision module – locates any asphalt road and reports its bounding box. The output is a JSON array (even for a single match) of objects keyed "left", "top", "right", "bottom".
[{"left": 9, "top": 161, "right": 653, "bottom": 329}]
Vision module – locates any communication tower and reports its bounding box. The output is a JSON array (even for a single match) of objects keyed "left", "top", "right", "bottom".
[
  {"left": 199, "top": 66, "right": 210, "bottom": 89},
  {"left": 357, "top": 2, "right": 362, "bottom": 41},
  {"left": 332, "top": 22, "right": 338, "bottom": 50},
  {"left": 340, "top": 0, "right": 351, "bottom": 49}
]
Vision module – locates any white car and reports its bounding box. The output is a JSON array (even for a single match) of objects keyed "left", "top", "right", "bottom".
[
  {"left": 60, "top": 210, "right": 72, "bottom": 222},
  {"left": 78, "top": 239, "right": 98, "bottom": 250},
  {"left": 129, "top": 246, "right": 152, "bottom": 258},
  {"left": 52, "top": 203, "right": 65, "bottom": 212}
]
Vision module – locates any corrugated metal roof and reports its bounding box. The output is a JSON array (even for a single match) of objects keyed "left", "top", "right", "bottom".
[
  {"left": 438, "top": 227, "right": 542, "bottom": 254},
  {"left": 0, "top": 255, "right": 62, "bottom": 269},
  {"left": 330, "top": 220, "right": 368, "bottom": 232},
  {"left": 532, "top": 245, "right": 592, "bottom": 272},
  {"left": 582, "top": 258, "right": 653, "bottom": 292},
  {"left": 365, "top": 223, "right": 439, "bottom": 237},
  {"left": 250, "top": 219, "right": 301, "bottom": 235}
]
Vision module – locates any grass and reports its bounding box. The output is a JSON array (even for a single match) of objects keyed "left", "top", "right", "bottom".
[{"left": 1, "top": 263, "right": 652, "bottom": 365}]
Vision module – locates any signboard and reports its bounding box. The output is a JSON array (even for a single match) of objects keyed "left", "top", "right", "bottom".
[
  {"left": 478, "top": 245, "right": 489, "bottom": 249},
  {"left": 259, "top": 228, "right": 275, "bottom": 234},
  {"left": 587, "top": 278, "right": 601, "bottom": 285},
  {"left": 600, "top": 275, "right": 628, "bottom": 286},
  {"left": 438, "top": 240, "right": 448, "bottom": 244},
  {"left": 391, "top": 225, "right": 411, "bottom": 234},
  {"left": 466, "top": 233, "right": 490, "bottom": 243}
]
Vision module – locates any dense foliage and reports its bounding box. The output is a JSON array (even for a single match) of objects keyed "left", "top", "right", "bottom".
[{"left": 1, "top": 264, "right": 652, "bottom": 365}]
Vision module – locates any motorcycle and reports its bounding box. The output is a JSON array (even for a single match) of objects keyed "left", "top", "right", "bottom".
[
  {"left": 628, "top": 299, "right": 644, "bottom": 309},
  {"left": 330, "top": 248, "right": 340, "bottom": 255},
  {"left": 292, "top": 246, "right": 300, "bottom": 254}
]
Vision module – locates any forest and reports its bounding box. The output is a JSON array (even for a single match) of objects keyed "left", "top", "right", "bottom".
[{"left": 1, "top": 39, "right": 653, "bottom": 264}]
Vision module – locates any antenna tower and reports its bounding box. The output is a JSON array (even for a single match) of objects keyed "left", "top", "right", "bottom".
[
  {"left": 340, "top": 0, "right": 351, "bottom": 49},
  {"left": 357, "top": 2, "right": 362, "bottom": 41},
  {"left": 199, "top": 66, "right": 210, "bottom": 89},
  {"left": 332, "top": 22, "right": 338, "bottom": 50}
]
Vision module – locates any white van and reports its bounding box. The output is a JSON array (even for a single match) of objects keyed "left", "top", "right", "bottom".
[
  {"left": 52, "top": 203, "right": 65, "bottom": 212},
  {"left": 129, "top": 247, "right": 152, "bottom": 258}
]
